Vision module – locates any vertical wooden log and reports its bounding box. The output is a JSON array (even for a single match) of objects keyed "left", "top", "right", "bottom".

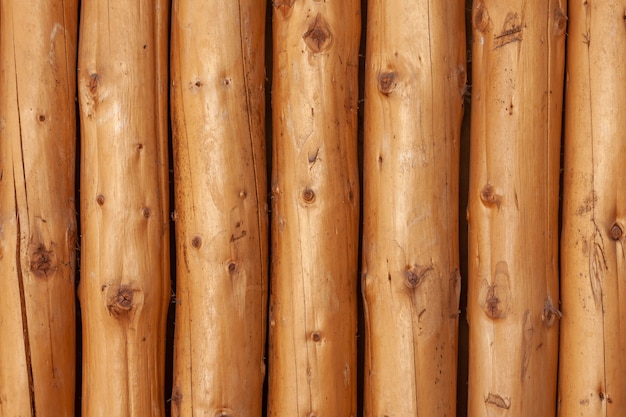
[
  {"left": 169, "top": 0, "right": 267, "bottom": 416},
  {"left": 76, "top": 1, "right": 170, "bottom": 416},
  {"left": 559, "top": 0, "right": 626, "bottom": 414},
  {"left": 467, "top": 1, "right": 566, "bottom": 415},
  {"left": 268, "top": 1, "right": 361, "bottom": 416},
  {"left": 0, "top": 1, "right": 78, "bottom": 416},
  {"left": 361, "top": 1, "right": 465, "bottom": 416}
]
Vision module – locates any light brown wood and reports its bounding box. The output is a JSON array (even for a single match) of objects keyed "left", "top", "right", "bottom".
[
  {"left": 558, "top": 0, "right": 626, "bottom": 414},
  {"left": 268, "top": 1, "right": 361, "bottom": 415},
  {"left": 76, "top": 1, "right": 170, "bottom": 416},
  {"left": 0, "top": 1, "right": 78, "bottom": 415},
  {"left": 169, "top": 1, "right": 268, "bottom": 416},
  {"left": 361, "top": 1, "right": 466, "bottom": 416},
  {"left": 467, "top": 1, "right": 566, "bottom": 415}
]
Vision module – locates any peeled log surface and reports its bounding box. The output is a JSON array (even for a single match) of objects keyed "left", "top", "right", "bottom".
[
  {"left": 169, "top": 0, "right": 268, "bottom": 415},
  {"left": 0, "top": 1, "right": 78, "bottom": 416},
  {"left": 559, "top": 0, "right": 626, "bottom": 415},
  {"left": 361, "top": 1, "right": 465, "bottom": 416},
  {"left": 77, "top": 1, "right": 170, "bottom": 416},
  {"left": 268, "top": 1, "right": 361, "bottom": 415},
  {"left": 467, "top": 0, "right": 566, "bottom": 415}
]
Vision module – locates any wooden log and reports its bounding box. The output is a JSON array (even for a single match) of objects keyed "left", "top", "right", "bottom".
[
  {"left": 558, "top": 0, "right": 626, "bottom": 414},
  {"left": 466, "top": 0, "right": 566, "bottom": 415},
  {"left": 361, "top": 1, "right": 466, "bottom": 416},
  {"left": 169, "top": 0, "right": 268, "bottom": 415},
  {"left": 0, "top": 1, "right": 78, "bottom": 415},
  {"left": 268, "top": 1, "right": 361, "bottom": 415},
  {"left": 76, "top": 1, "right": 170, "bottom": 416}
]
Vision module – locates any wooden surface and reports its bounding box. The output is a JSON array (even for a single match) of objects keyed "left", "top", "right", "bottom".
[
  {"left": 0, "top": 1, "right": 78, "bottom": 415},
  {"left": 361, "top": 1, "right": 466, "bottom": 416},
  {"left": 76, "top": 1, "right": 170, "bottom": 416},
  {"left": 467, "top": 0, "right": 566, "bottom": 415},
  {"left": 268, "top": 1, "right": 361, "bottom": 415},
  {"left": 559, "top": 0, "right": 626, "bottom": 415},
  {"left": 169, "top": 0, "right": 268, "bottom": 415}
]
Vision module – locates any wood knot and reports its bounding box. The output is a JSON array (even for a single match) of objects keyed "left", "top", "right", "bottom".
[
  {"left": 303, "top": 14, "right": 332, "bottom": 53},
  {"left": 191, "top": 235, "right": 202, "bottom": 249},
  {"left": 377, "top": 71, "right": 397, "bottom": 95},
  {"left": 610, "top": 223, "right": 622, "bottom": 240},
  {"left": 403, "top": 264, "right": 433, "bottom": 289},
  {"left": 107, "top": 286, "right": 138, "bottom": 317},
  {"left": 553, "top": 8, "right": 567, "bottom": 36},
  {"left": 480, "top": 261, "right": 511, "bottom": 319},
  {"left": 302, "top": 187, "right": 316, "bottom": 203},
  {"left": 273, "top": 0, "right": 295, "bottom": 18},
  {"left": 480, "top": 183, "right": 501, "bottom": 208},
  {"left": 473, "top": 1, "right": 490, "bottom": 32},
  {"left": 542, "top": 297, "right": 562, "bottom": 327},
  {"left": 30, "top": 244, "right": 57, "bottom": 278},
  {"left": 88, "top": 73, "right": 100, "bottom": 95}
]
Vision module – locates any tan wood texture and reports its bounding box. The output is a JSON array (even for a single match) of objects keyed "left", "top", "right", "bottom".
[
  {"left": 169, "top": 1, "right": 268, "bottom": 415},
  {"left": 76, "top": 1, "right": 170, "bottom": 416},
  {"left": 361, "top": 1, "right": 466, "bottom": 416},
  {"left": 268, "top": 1, "right": 361, "bottom": 415},
  {"left": 467, "top": 0, "right": 566, "bottom": 415},
  {"left": 558, "top": 0, "right": 626, "bottom": 414},
  {"left": 0, "top": 1, "right": 78, "bottom": 415}
]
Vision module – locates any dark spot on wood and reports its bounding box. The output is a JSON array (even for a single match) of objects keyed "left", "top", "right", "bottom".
[
  {"left": 96, "top": 194, "right": 105, "bottom": 205},
  {"left": 480, "top": 183, "right": 501, "bottom": 208},
  {"left": 403, "top": 264, "right": 433, "bottom": 289},
  {"left": 377, "top": 72, "right": 396, "bottom": 95},
  {"left": 610, "top": 223, "right": 622, "bottom": 240},
  {"left": 30, "top": 244, "right": 57, "bottom": 278},
  {"left": 485, "top": 393, "right": 511, "bottom": 409},
  {"left": 171, "top": 387, "right": 183, "bottom": 412},
  {"left": 227, "top": 261, "right": 237, "bottom": 274},
  {"left": 308, "top": 148, "right": 320, "bottom": 164},
  {"left": 542, "top": 297, "right": 561, "bottom": 327},
  {"left": 553, "top": 7, "right": 568, "bottom": 36},
  {"left": 599, "top": 392, "right": 605, "bottom": 400},
  {"left": 230, "top": 230, "right": 247, "bottom": 242},
  {"left": 107, "top": 286, "right": 136, "bottom": 317},
  {"left": 273, "top": 0, "right": 295, "bottom": 19},
  {"left": 303, "top": 14, "right": 332, "bottom": 53},
  {"left": 38, "top": 114, "right": 46, "bottom": 122},
  {"left": 142, "top": 207, "right": 151, "bottom": 218},
  {"left": 494, "top": 12, "right": 523, "bottom": 48},
  {"left": 311, "top": 331, "right": 321, "bottom": 342},
  {"left": 88, "top": 73, "right": 99, "bottom": 95},
  {"left": 191, "top": 236, "right": 202, "bottom": 249},
  {"left": 473, "top": 1, "right": 490, "bottom": 32},
  {"left": 302, "top": 187, "right": 316, "bottom": 203},
  {"left": 137, "top": 143, "right": 144, "bottom": 150}
]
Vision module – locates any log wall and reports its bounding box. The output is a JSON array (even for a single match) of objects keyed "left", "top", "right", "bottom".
[{"left": 1, "top": 1, "right": 625, "bottom": 416}]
